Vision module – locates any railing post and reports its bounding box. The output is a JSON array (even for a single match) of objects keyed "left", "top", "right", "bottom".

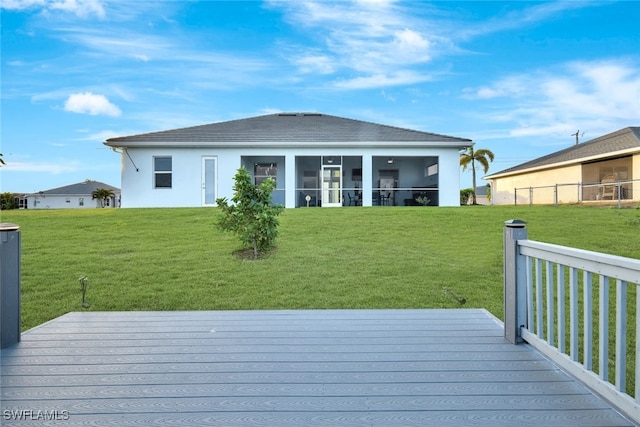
[
  {"left": 1, "top": 223, "right": 21, "bottom": 349},
  {"left": 578, "top": 182, "right": 582, "bottom": 202},
  {"left": 504, "top": 219, "right": 528, "bottom": 344}
]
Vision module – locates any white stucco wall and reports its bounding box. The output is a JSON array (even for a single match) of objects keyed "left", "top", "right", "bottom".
[
  {"left": 29, "top": 195, "right": 102, "bottom": 209},
  {"left": 120, "top": 146, "right": 463, "bottom": 208},
  {"left": 121, "top": 147, "right": 240, "bottom": 208}
]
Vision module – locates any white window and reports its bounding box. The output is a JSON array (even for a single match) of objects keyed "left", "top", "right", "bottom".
[{"left": 154, "top": 156, "right": 172, "bottom": 188}]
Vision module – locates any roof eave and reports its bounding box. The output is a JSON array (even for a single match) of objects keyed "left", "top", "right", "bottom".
[
  {"left": 485, "top": 146, "right": 640, "bottom": 180},
  {"left": 104, "top": 140, "right": 472, "bottom": 149}
]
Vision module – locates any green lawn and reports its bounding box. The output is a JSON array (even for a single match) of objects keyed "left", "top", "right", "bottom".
[
  {"left": 3, "top": 204, "right": 638, "bottom": 397},
  {"left": 2, "top": 205, "right": 639, "bottom": 332}
]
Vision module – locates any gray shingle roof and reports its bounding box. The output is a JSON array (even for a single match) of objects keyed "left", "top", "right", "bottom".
[
  {"left": 487, "top": 127, "right": 640, "bottom": 178},
  {"left": 105, "top": 113, "right": 472, "bottom": 147},
  {"left": 34, "top": 180, "right": 119, "bottom": 196}
]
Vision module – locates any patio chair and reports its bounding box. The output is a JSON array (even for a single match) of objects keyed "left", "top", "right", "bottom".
[
  {"left": 600, "top": 175, "right": 618, "bottom": 200},
  {"left": 380, "top": 191, "right": 392, "bottom": 206},
  {"left": 347, "top": 193, "right": 361, "bottom": 206}
]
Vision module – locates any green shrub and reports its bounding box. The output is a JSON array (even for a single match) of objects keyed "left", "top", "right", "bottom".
[
  {"left": 460, "top": 188, "right": 474, "bottom": 205},
  {"left": 0, "top": 192, "right": 18, "bottom": 210}
]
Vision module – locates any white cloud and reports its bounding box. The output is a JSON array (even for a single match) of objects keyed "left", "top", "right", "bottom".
[
  {"left": 294, "top": 55, "right": 335, "bottom": 74},
  {"left": 1, "top": 0, "right": 105, "bottom": 18},
  {"left": 64, "top": 92, "right": 122, "bottom": 117},
  {"left": 334, "top": 70, "right": 432, "bottom": 89},
  {"left": 381, "top": 90, "right": 396, "bottom": 102},
  {"left": 392, "top": 28, "right": 431, "bottom": 61},
  {"left": 272, "top": 1, "right": 441, "bottom": 87},
  {"left": 462, "top": 77, "right": 529, "bottom": 100},
  {"left": 459, "top": 2, "right": 600, "bottom": 40},
  {"left": 463, "top": 60, "right": 640, "bottom": 140},
  {"left": 133, "top": 54, "right": 150, "bottom": 62},
  {"left": 49, "top": 0, "right": 105, "bottom": 18},
  {"left": 1, "top": 0, "right": 46, "bottom": 10}
]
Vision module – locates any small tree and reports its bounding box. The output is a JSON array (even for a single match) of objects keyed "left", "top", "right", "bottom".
[
  {"left": 0, "top": 193, "right": 18, "bottom": 210},
  {"left": 216, "top": 167, "right": 284, "bottom": 259},
  {"left": 91, "top": 188, "right": 114, "bottom": 207}
]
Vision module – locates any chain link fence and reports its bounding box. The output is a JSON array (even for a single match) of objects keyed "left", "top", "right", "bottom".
[{"left": 513, "top": 179, "right": 639, "bottom": 208}]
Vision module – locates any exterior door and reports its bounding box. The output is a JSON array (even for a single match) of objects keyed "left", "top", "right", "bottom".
[
  {"left": 322, "top": 166, "right": 342, "bottom": 207},
  {"left": 202, "top": 157, "right": 217, "bottom": 206}
]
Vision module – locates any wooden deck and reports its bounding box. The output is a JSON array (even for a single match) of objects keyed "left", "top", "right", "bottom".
[{"left": 1, "top": 309, "right": 634, "bottom": 426}]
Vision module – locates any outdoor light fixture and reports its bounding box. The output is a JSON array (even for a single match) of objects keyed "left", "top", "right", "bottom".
[{"left": 388, "top": 158, "right": 394, "bottom": 164}]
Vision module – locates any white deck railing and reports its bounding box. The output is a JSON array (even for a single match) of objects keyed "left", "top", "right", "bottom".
[{"left": 504, "top": 220, "right": 640, "bottom": 424}]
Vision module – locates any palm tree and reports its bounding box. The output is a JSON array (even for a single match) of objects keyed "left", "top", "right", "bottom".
[
  {"left": 0, "top": 153, "right": 5, "bottom": 166},
  {"left": 460, "top": 147, "right": 495, "bottom": 205},
  {"left": 91, "top": 188, "right": 115, "bottom": 208}
]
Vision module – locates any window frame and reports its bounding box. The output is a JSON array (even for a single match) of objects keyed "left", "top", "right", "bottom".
[{"left": 153, "top": 156, "right": 173, "bottom": 189}]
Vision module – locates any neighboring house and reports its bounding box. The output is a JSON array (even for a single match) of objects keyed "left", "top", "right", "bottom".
[
  {"left": 15, "top": 194, "right": 28, "bottom": 209},
  {"left": 104, "top": 112, "right": 473, "bottom": 208},
  {"left": 485, "top": 127, "right": 640, "bottom": 205},
  {"left": 28, "top": 180, "right": 120, "bottom": 209},
  {"left": 471, "top": 185, "right": 490, "bottom": 205},
  {"left": 1, "top": 193, "right": 28, "bottom": 209}
]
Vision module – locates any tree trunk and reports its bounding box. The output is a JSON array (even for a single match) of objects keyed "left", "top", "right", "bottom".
[{"left": 471, "top": 159, "right": 478, "bottom": 205}]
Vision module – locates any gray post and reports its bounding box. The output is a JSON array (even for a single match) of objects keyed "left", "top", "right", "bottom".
[
  {"left": 504, "top": 220, "right": 527, "bottom": 344},
  {"left": 578, "top": 182, "right": 582, "bottom": 202},
  {"left": 1, "top": 223, "right": 21, "bottom": 349}
]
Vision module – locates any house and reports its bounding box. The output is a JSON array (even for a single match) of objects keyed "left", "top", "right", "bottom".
[
  {"left": 104, "top": 113, "right": 472, "bottom": 208},
  {"left": 0, "top": 193, "right": 28, "bottom": 210},
  {"left": 485, "top": 127, "right": 640, "bottom": 205},
  {"left": 468, "top": 185, "right": 490, "bottom": 205},
  {"left": 28, "top": 180, "right": 120, "bottom": 209}
]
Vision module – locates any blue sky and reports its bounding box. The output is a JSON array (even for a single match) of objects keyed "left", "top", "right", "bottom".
[{"left": 1, "top": 0, "right": 639, "bottom": 194}]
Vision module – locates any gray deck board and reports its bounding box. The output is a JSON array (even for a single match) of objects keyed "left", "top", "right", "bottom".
[{"left": 1, "top": 309, "right": 634, "bottom": 426}]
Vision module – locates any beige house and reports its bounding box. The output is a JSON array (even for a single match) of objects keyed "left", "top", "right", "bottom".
[{"left": 485, "top": 127, "right": 640, "bottom": 205}]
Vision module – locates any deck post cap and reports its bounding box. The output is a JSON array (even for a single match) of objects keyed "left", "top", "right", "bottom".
[
  {"left": 504, "top": 219, "right": 526, "bottom": 228},
  {"left": 0, "top": 223, "right": 20, "bottom": 231}
]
